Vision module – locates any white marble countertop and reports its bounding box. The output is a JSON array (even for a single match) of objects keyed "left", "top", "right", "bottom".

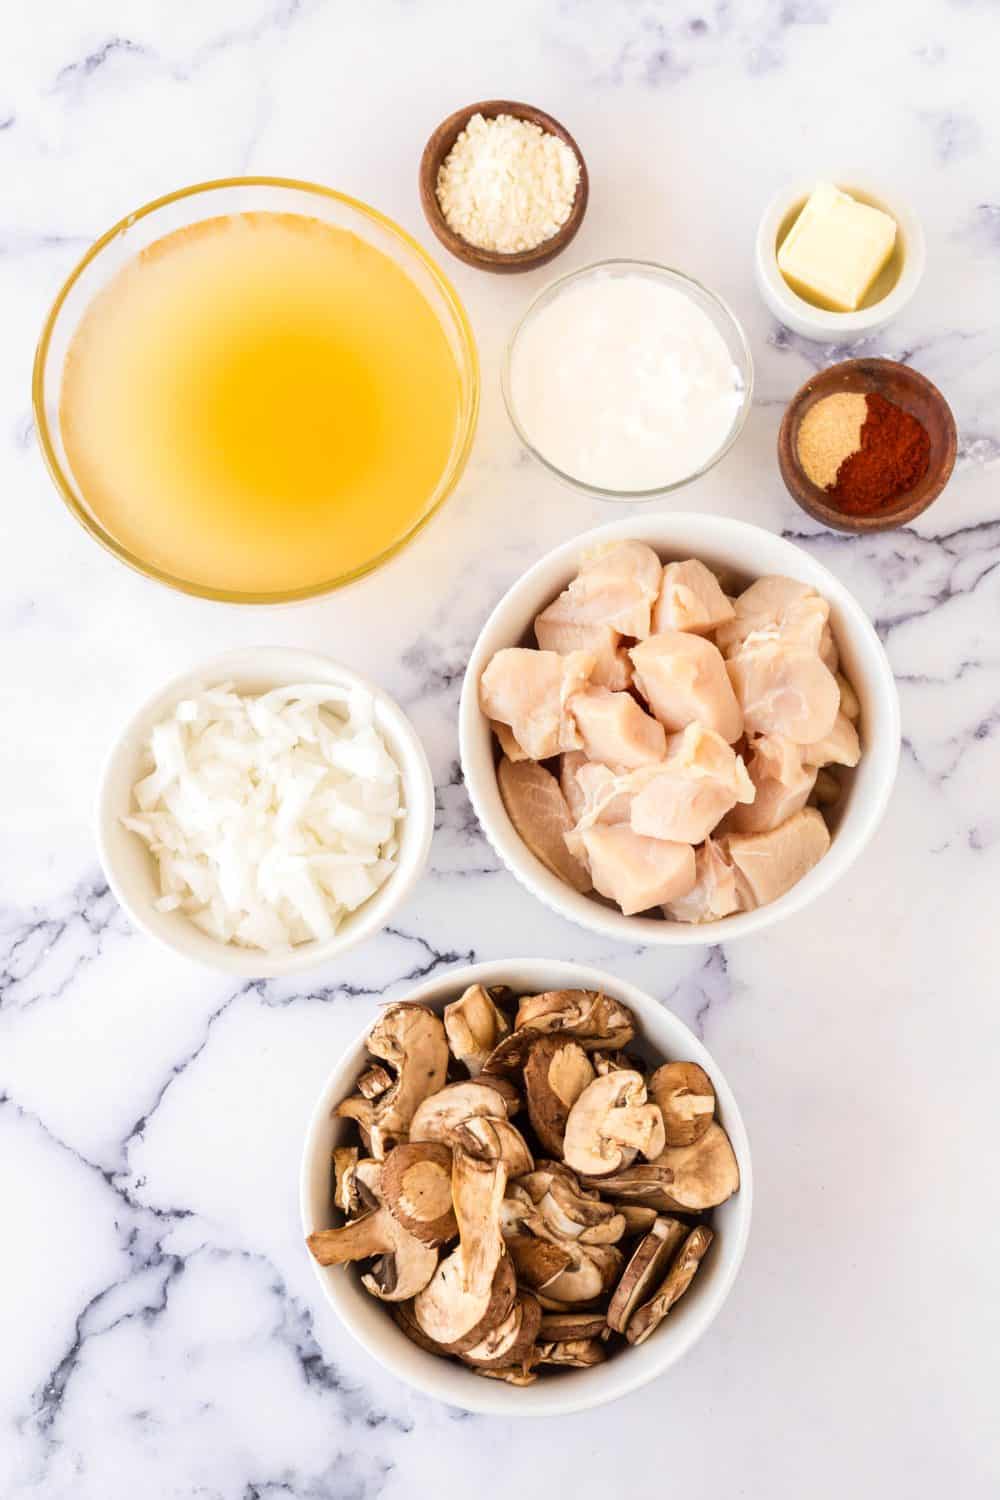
[{"left": 3, "top": 2, "right": 999, "bottom": 1495}]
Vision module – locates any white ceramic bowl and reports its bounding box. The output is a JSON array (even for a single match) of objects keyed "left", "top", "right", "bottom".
[
  {"left": 459, "top": 514, "right": 900, "bottom": 946},
  {"left": 97, "top": 647, "right": 434, "bottom": 977},
  {"left": 300, "top": 958, "right": 752, "bottom": 1417},
  {"left": 755, "top": 178, "right": 925, "bottom": 343}
]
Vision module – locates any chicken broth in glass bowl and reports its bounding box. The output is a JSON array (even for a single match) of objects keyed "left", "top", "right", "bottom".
[{"left": 459, "top": 514, "right": 899, "bottom": 946}]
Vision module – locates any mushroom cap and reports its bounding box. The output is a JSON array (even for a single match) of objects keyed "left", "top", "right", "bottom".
[
  {"left": 562, "top": 1070, "right": 665, "bottom": 1177},
  {"left": 626, "top": 1225, "right": 715, "bottom": 1346},
  {"left": 409, "top": 1080, "right": 513, "bottom": 1145},
  {"left": 542, "top": 1240, "right": 623, "bottom": 1305},
  {"left": 381, "top": 1142, "right": 458, "bottom": 1247},
  {"left": 514, "top": 990, "right": 636, "bottom": 1051},
  {"left": 648, "top": 1061, "right": 716, "bottom": 1147},
  {"left": 606, "top": 1216, "right": 689, "bottom": 1334},
  {"left": 613, "top": 1204, "right": 660, "bottom": 1235},
  {"left": 523, "top": 1035, "right": 595, "bottom": 1157}
]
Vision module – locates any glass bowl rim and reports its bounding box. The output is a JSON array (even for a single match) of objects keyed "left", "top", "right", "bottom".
[
  {"left": 500, "top": 257, "right": 754, "bottom": 501},
  {"left": 32, "top": 174, "right": 481, "bottom": 605}
]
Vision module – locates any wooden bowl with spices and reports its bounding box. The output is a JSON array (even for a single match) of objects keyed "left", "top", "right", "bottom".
[
  {"left": 419, "top": 100, "right": 589, "bottom": 273},
  {"left": 778, "top": 358, "right": 956, "bottom": 533}
]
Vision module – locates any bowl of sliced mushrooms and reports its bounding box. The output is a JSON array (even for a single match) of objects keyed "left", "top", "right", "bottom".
[{"left": 300, "top": 960, "right": 752, "bottom": 1415}]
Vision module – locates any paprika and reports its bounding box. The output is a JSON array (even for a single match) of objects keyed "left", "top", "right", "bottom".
[{"left": 828, "top": 393, "right": 930, "bottom": 514}]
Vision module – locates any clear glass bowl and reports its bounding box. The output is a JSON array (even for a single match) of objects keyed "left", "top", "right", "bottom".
[
  {"left": 33, "top": 177, "right": 480, "bottom": 604},
  {"left": 501, "top": 258, "right": 753, "bottom": 500}
]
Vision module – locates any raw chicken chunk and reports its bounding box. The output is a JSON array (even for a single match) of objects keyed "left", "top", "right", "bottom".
[
  {"left": 562, "top": 762, "right": 631, "bottom": 863},
  {"left": 715, "top": 575, "right": 829, "bottom": 658},
  {"left": 559, "top": 751, "right": 589, "bottom": 825},
  {"left": 653, "top": 559, "right": 735, "bottom": 636},
  {"left": 801, "top": 713, "right": 861, "bottom": 768},
  {"left": 722, "top": 808, "right": 830, "bottom": 910},
  {"left": 580, "top": 825, "right": 696, "bottom": 915},
  {"left": 630, "top": 632, "right": 743, "bottom": 743},
  {"left": 726, "top": 639, "right": 839, "bottom": 744},
  {"left": 533, "top": 615, "right": 632, "bottom": 691},
  {"left": 538, "top": 541, "right": 662, "bottom": 643},
  {"left": 497, "top": 757, "right": 591, "bottom": 893},
  {"left": 481, "top": 648, "right": 594, "bottom": 760},
  {"left": 730, "top": 734, "right": 817, "bottom": 835},
  {"left": 568, "top": 687, "right": 666, "bottom": 769},
  {"left": 663, "top": 837, "right": 741, "bottom": 924},
  {"left": 628, "top": 724, "right": 754, "bottom": 844},
  {"left": 836, "top": 673, "right": 861, "bottom": 722},
  {"left": 491, "top": 720, "right": 529, "bottom": 762}
]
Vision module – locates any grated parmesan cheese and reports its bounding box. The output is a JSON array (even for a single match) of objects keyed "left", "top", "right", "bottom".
[{"left": 436, "top": 112, "right": 581, "bottom": 254}]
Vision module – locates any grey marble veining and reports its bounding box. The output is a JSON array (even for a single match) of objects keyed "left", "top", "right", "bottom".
[{"left": 2, "top": 1, "right": 999, "bottom": 1496}]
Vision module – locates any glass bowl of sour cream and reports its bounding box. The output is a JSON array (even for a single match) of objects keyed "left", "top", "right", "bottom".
[{"left": 502, "top": 259, "right": 753, "bottom": 499}]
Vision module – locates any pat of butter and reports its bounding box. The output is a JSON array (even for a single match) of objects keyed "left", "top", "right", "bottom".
[{"left": 777, "top": 182, "right": 897, "bottom": 312}]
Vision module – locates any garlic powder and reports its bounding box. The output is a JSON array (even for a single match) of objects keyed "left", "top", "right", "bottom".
[{"left": 436, "top": 112, "right": 580, "bottom": 254}]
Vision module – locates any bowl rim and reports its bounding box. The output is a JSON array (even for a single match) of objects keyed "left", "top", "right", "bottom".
[
  {"left": 32, "top": 175, "right": 480, "bottom": 605},
  {"left": 459, "top": 512, "right": 901, "bottom": 946},
  {"left": 418, "top": 98, "right": 590, "bottom": 273},
  {"left": 95, "top": 645, "right": 435, "bottom": 978},
  {"left": 501, "top": 259, "right": 754, "bottom": 499},
  {"left": 776, "top": 356, "right": 958, "bottom": 534},
  {"left": 754, "top": 177, "right": 926, "bottom": 338},
  {"left": 299, "top": 957, "right": 754, "bottom": 1417}
]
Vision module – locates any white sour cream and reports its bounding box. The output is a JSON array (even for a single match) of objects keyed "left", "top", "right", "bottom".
[{"left": 508, "top": 268, "right": 745, "bottom": 492}]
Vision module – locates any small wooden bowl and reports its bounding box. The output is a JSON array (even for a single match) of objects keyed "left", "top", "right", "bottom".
[
  {"left": 419, "top": 100, "right": 589, "bottom": 274},
  {"left": 778, "top": 358, "right": 957, "bottom": 533}
]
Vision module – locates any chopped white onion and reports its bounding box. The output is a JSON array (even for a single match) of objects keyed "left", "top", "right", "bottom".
[{"left": 123, "top": 682, "right": 404, "bottom": 951}]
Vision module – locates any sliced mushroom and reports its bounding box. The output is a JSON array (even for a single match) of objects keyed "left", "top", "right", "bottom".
[
  {"left": 505, "top": 1233, "right": 574, "bottom": 1291},
  {"left": 538, "top": 1311, "right": 608, "bottom": 1342},
  {"left": 336, "top": 1005, "right": 449, "bottom": 1157},
  {"left": 589, "top": 1122, "right": 739, "bottom": 1212},
  {"left": 306, "top": 1209, "right": 438, "bottom": 1302},
  {"left": 381, "top": 1143, "right": 457, "bottom": 1246},
  {"left": 530, "top": 1169, "right": 626, "bottom": 1246},
  {"left": 650, "top": 1123, "right": 740, "bottom": 1211},
  {"left": 413, "top": 1148, "right": 514, "bottom": 1351},
  {"left": 409, "top": 1080, "right": 513, "bottom": 1145},
  {"left": 563, "top": 1071, "right": 666, "bottom": 1177},
  {"left": 332, "top": 1146, "right": 359, "bottom": 1216},
  {"left": 534, "top": 1338, "right": 607, "bottom": 1367},
  {"left": 626, "top": 1225, "right": 715, "bottom": 1346},
  {"left": 393, "top": 1299, "right": 451, "bottom": 1357},
  {"left": 475, "top": 1365, "right": 538, "bottom": 1386},
  {"left": 648, "top": 1062, "right": 716, "bottom": 1147},
  {"left": 357, "top": 1064, "right": 393, "bottom": 1100},
  {"left": 460, "top": 1294, "right": 541, "bottom": 1371},
  {"left": 443, "top": 985, "right": 511, "bottom": 1076},
  {"left": 514, "top": 990, "right": 636, "bottom": 1051},
  {"left": 523, "top": 1035, "right": 595, "bottom": 1156},
  {"left": 481, "top": 1028, "right": 542, "bottom": 1078},
  {"left": 613, "top": 1204, "right": 660, "bottom": 1235},
  {"left": 453, "top": 1115, "right": 534, "bottom": 1177},
  {"left": 606, "top": 1216, "right": 689, "bottom": 1334},
  {"left": 542, "top": 1241, "right": 623, "bottom": 1306}
]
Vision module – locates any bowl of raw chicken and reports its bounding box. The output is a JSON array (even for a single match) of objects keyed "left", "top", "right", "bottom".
[{"left": 459, "top": 515, "right": 900, "bottom": 944}]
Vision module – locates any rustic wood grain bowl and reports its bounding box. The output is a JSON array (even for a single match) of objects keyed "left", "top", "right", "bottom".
[
  {"left": 419, "top": 99, "right": 589, "bottom": 273},
  {"left": 778, "top": 357, "right": 957, "bottom": 533}
]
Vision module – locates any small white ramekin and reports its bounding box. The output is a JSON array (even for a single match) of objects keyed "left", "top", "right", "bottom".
[
  {"left": 96, "top": 647, "right": 434, "bottom": 978},
  {"left": 459, "top": 514, "right": 900, "bottom": 947},
  {"left": 755, "top": 178, "right": 925, "bottom": 343},
  {"left": 300, "top": 958, "right": 752, "bottom": 1417}
]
